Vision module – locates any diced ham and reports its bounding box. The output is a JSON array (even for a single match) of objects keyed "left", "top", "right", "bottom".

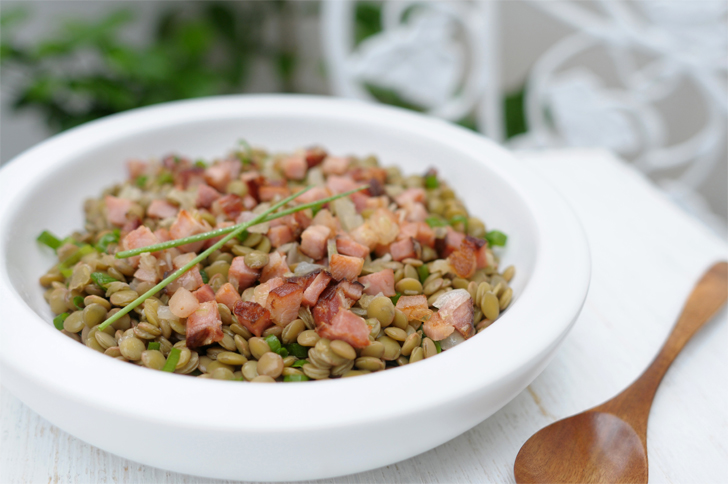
[
  {"left": 302, "top": 271, "right": 332, "bottom": 306},
  {"left": 134, "top": 253, "right": 160, "bottom": 282},
  {"left": 329, "top": 254, "right": 364, "bottom": 281},
  {"left": 268, "top": 225, "right": 295, "bottom": 248},
  {"left": 430, "top": 289, "right": 474, "bottom": 338},
  {"left": 242, "top": 173, "right": 265, "bottom": 202},
  {"left": 336, "top": 236, "right": 370, "bottom": 259},
  {"left": 404, "top": 202, "right": 428, "bottom": 223},
  {"left": 422, "top": 312, "right": 455, "bottom": 341},
  {"left": 154, "top": 228, "right": 171, "bottom": 243},
  {"left": 282, "top": 155, "right": 307, "bottom": 180},
  {"left": 233, "top": 300, "right": 273, "bottom": 337},
  {"left": 476, "top": 243, "right": 489, "bottom": 269},
  {"left": 317, "top": 309, "right": 370, "bottom": 349},
  {"left": 105, "top": 196, "right": 133, "bottom": 226},
  {"left": 169, "top": 287, "right": 200, "bottom": 318},
  {"left": 267, "top": 282, "right": 304, "bottom": 326},
  {"left": 339, "top": 280, "right": 364, "bottom": 301},
  {"left": 438, "top": 227, "right": 465, "bottom": 258},
  {"left": 414, "top": 222, "right": 436, "bottom": 247},
  {"left": 321, "top": 156, "right": 350, "bottom": 176},
  {"left": 259, "top": 184, "right": 291, "bottom": 202},
  {"left": 192, "top": 284, "right": 216, "bottom": 303},
  {"left": 174, "top": 167, "right": 206, "bottom": 189},
  {"left": 312, "top": 209, "right": 340, "bottom": 234},
  {"left": 242, "top": 195, "right": 258, "bottom": 210},
  {"left": 395, "top": 188, "right": 426, "bottom": 207},
  {"left": 305, "top": 146, "right": 327, "bottom": 168},
  {"left": 448, "top": 236, "right": 484, "bottom": 279},
  {"left": 295, "top": 186, "right": 331, "bottom": 205},
  {"left": 186, "top": 301, "right": 224, "bottom": 348},
  {"left": 300, "top": 225, "right": 331, "bottom": 260},
  {"left": 204, "top": 159, "right": 241, "bottom": 192},
  {"left": 365, "top": 196, "right": 389, "bottom": 211},
  {"left": 294, "top": 210, "right": 312, "bottom": 231},
  {"left": 147, "top": 199, "right": 179, "bottom": 219},
  {"left": 260, "top": 252, "right": 290, "bottom": 283},
  {"left": 313, "top": 283, "right": 352, "bottom": 327},
  {"left": 211, "top": 194, "right": 244, "bottom": 220},
  {"left": 166, "top": 266, "right": 204, "bottom": 295},
  {"left": 127, "top": 160, "right": 147, "bottom": 180},
  {"left": 195, "top": 184, "right": 221, "bottom": 209},
  {"left": 326, "top": 175, "right": 360, "bottom": 195},
  {"left": 253, "top": 277, "right": 284, "bottom": 307},
  {"left": 350, "top": 191, "right": 370, "bottom": 213},
  {"left": 170, "top": 210, "right": 208, "bottom": 253},
  {"left": 215, "top": 283, "right": 242, "bottom": 311},
  {"left": 390, "top": 237, "right": 416, "bottom": 262},
  {"left": 396, "top": 295, "right": 432, "bottom": 322},
  {"left": 358, "top": 269, "right": 396, "bottom": 297},
  {"left": 350, "top": 166, "right": 388, "bottom": 185},
  {"left": 120, "top": 225, "right": 159, "bottom": 266},
  {"left": 228, "top": 257, "right": 260, "bottom": 291}
]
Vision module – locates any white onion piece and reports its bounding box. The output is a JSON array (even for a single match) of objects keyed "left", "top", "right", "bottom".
[
  {"left": 294, "top": 262, "right": 324, "bottom": 276},
  {"left": 307, "top": 167, "right": 325, "bottom": 187},
  {"left": 332, "top": 197, "right": 363, "bottom": 232},
  {"left": 432, "top": 288, "right": 471, "bottom": 309},
  {"left": 439, "top": 331, "right": 465, "bottom": 350}
]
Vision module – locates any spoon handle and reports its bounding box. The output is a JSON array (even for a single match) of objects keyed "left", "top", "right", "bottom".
[{"left": 596, "top": 261, "right": 728, "bottom": 439}]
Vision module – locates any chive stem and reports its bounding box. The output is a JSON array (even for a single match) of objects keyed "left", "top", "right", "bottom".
[
  {"left": 97, "top": 187, "right": 314, "bottom": 331},
  {"left": 114, "top": 185, "right": 369, "bottom": 259}
]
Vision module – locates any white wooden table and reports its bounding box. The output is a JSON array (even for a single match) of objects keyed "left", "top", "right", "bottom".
[{"left": 2, "top": 149, "right": 726, "bottom": 483}]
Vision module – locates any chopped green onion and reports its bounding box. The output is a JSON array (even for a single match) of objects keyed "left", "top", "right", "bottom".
[
  {"left": 162, "top": 348, "right": 181, "bottom": 372},
  {"left": 283, "top": 374, "right": 310, "bottom": 382},
  {"left": 390, "top": 293, "right": 402, "bottom": 305},
  {"left": 449, "top": 215, "right": 468, "bottom": 232},
  {"left": 57, "top": 245, "right": 95, "bottom": 272},
  {"left": 37, "top": 230, "right": 62, "bottom": 250},
  {"left": 425, "top": 216, "right": 448, "bottom": 228},
  {"left": 417, "top": 264, "right": 430, "bottom": 283},
  {"left": 425, "top": 174, "right": 439, "bottom": 189},
  {"left": 285, "top": 343, "right": 309, "bottom": 359},
  {"left": 72, "top": 296, "right": 84, "bottom": 310},
  {"left": 265, "top": 334, "right": 282, "bottom": 353},
  {"left": 200, "top": 269, "right": 209, "bottom": 284},
  {"left": 194, "top": 159, "right": 207, "bottom": 168},
  {"left": 135, "top": 175, "right": 148, "bottom": 187},
  {"left": 91, "top": 272, "right": 118, "bottom": 289},
  {"left": 236, "top": 229, "right": 249, "bottom": 243},
  {"left": 53, "top": 312, "right": 68, "bottom": 330},
  {"left": 290, "top": 358, "right": 307, "bottom": 368},
  {"left": 485, "top": 230, "right": 508, "bottom": 247},
  {"left": 60, "top": 268, "right": 73, "bottom": 278},
  {"left": 148, "top": 341, "right": 160, "bottom": 351},
  {"left": 95, "top": 229, "right": 120, "bottom": 253},
  {"left": 278, "top": 347, "right": 289, "bottom": 358},
  {"left": 434, "top": 341, "right": 442, "bottom": 353},
  {"left": 233, "top": 375, "right": 244, "bottom": 381},
  {"left": 158, "top": 172, "right": 174, "bottom": 185}
]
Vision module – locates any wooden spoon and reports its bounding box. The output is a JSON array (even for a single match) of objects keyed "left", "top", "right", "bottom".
[{"left": 514, "top": 261, "right": 728, "bottom": 484}]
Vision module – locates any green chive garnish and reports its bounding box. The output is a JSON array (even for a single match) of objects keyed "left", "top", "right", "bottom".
[
  {"left": 285, "top": 343, "right": 308, "bottom": 359},
  {"left": 425, "top": 216, "right": 448, "bottom": 228},
  {"left": 72, "top": 296, "right": 85, "bottom": 310},
  {"left": 98, "top": 187, "right": 318, "bottom": 331},
  {"left": 135, "top": 175, "right": 148, "bottom": 188},
  {"left": 425, "top": 174, "right": 439, "bottom": 189},
  {"left": 283, "top": 374, "right": 310, "bottom": 382},
  {"left": 53, "top": 312, "right": 69, "bottom": 330},
  {"left": 390, "top": 293, "right": 402, "bottom": 305},
  {"left": 417, "top": 264, "right": 430, "bottom": 283},
  {"left": 200, "top": 269, "right": 209, "bottom": 284},
  {"left": 148, "top": 341, "right": 160, "bottom": 351},
  {"left": 290, "top": 359, "right": 307, "bottom": 368},
  {"left": 434, "top": 341, "right": 442, "bottom": 353},
  {"left": 91, "top": 272, "right": 118, "bottom": 289},
  {"left": 162, "top": 347, "right": 181, "bottom": 372},
  {"left": 485, "top": 230, "right": 507, "bottom": 247},
  {"left": 37, "top": 230, "right": 62, "bottom": 250},
  {"left": 96, "top": 229, "right": 120, "bottom": 253},
  {"left": 114, "top": 185, "right": 368, "bottom": 259}
]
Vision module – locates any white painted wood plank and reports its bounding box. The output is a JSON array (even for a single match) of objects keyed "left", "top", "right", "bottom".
[{"left": 2, "top": 149, "right": 726, "bottom": 483}]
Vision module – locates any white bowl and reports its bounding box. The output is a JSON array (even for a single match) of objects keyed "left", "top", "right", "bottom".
[{"left": 0, "top": 95, "right": 589, "bottom": 481}]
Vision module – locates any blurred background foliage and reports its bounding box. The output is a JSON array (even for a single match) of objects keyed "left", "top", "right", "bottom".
[{"left": 0, "top": 1, "right": 526, "bottom": 137}]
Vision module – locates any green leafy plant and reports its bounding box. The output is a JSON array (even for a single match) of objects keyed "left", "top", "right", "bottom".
[{"left": 0, "top": 2, "right": 295, "bottom": 132}]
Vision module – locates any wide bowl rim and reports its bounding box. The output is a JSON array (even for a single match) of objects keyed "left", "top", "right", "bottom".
[{"left": 0, "top": 94, "right": 590, "bottom": 431}]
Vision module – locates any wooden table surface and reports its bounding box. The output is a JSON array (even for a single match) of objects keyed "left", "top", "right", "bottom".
[{"left": 2, "top": 149, "right": 726, "bottom": 483}]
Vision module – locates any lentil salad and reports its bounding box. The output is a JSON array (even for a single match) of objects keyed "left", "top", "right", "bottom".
[{"left": 38, "top": 144, "right": 514, "bottom": 382}]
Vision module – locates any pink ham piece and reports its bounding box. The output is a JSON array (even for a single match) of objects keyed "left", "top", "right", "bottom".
[
  {"left": 295, "top": 186, "right": 331, "bottom": 205},
  {"left": 105, "top": 196, "right": 133, "bottom": 226},
  {"left": 267, "top": 282, "right": 304, "bottom": 326},
  {"left": 326, "top": 175, "right": 359, "bottom": 195},
  {"left": 268, "top": 225, "right": 295, "bottom": 248},
  {"left": 329, "top": 254, "right": 364, "bottom": 281},
  {"left": 438, "top": 227, "right": 465, "bottom": 258},
  {"left": 426, "top": 289, "right": 474, "bottom": 339},
  {"left": 317, "top": 309, "right": 370, "bottom": 349},
  {"left": 169, "top": 287, "right": 200, "bottom": 318},
  {"left": 311, "top": 209, "right": 340, "bottom": 235},
  {"left": 253, "top": 277, "right": 284, "bottom": 307},
  {"left": 302, "top": 271, "right": 332, "bottom": 306},
  {"left": 339, "top": 280, "right": 364, "bottom": 301},
  {"left": 336, "top": 236, "right": 370, "bottom": 259},
  {"left": 282, "top": 155, "right": 307, "bottom": 180},
  {"left": 233, "top": 300, "right": 273, "bottom": 337},
  {"left": 394, "top": 188, "right": 426, "bottom": 207},
  {"left": 204, "top": 159, "right": 240, "bottom": 192},
  {"left": 476, "top": 244, "right": 489, "bottom": 269},
  {"left": 134, "top": 253, "right": 160, "bottom": 283},
  {"left": 403, "top": 202, "right": 428, "bottom": 223},
  {"left": 165, "top": 253, "right": 204, "bottom": 294},
  {"left": 286, "top": 270, "right": 321, "bottom": 291},
  {"left": 305, "top": 147, "right": 327, "bottom": 168},
  {"left": 126, "top": 160, "right": 147, "bottom": 180},
  {"left": 390, "top": 237, "right": 416, "bottom": 262},
  {"left": 312, "top": 283, "right": 351, "bottom": 327},
  {"left": 192, "top": 284, "right": 216, "bottom": 303},
  {"left": 211, "top": 194, "right": 244, "bottom": 220},
  {"left": 358, "top": 269, "right": 396, "bottom": 297},
  {"left": 170, "top": 210, "right": 208, "bottom": 253},
  {"left": 120, "top": 225, "right": 159, "bottom": 266},
  {"left": 147, "top": 199, "right": 178, "bottom": 219},
  {"left": 154, "top": 227, "right": 172, "bottom": 243},
  {"left": 448, "top": 236, "right": 483, "bottom": 279},
  {"left": 321, "top": 156, "right": 350, "bottom": 176},
  {"left": 215, "top": 283, "right": 241, "bottom": 311},
  {"left": 228, "top": 257, "right": 260, "bottom": 291},
  {"left": 396, "top": 295, "right": 432, "bottom": 322},
  {"left": 174, "top": 167, "right": 205, "bottom": 189},
  {"left": 259, "top": 184, "right": 291, "bottom": 202},
  {"left": 300, "top": 225, "right": 331, "bottom": 260},
  {"left": 186, "top": 301, "right": 224, "bottom": 349},
  {"left": 196, "top": 184, "right": 221, "bottom": 209},
  {"left": 260, "top": 252, "right": 290, "bottom": 283}
]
